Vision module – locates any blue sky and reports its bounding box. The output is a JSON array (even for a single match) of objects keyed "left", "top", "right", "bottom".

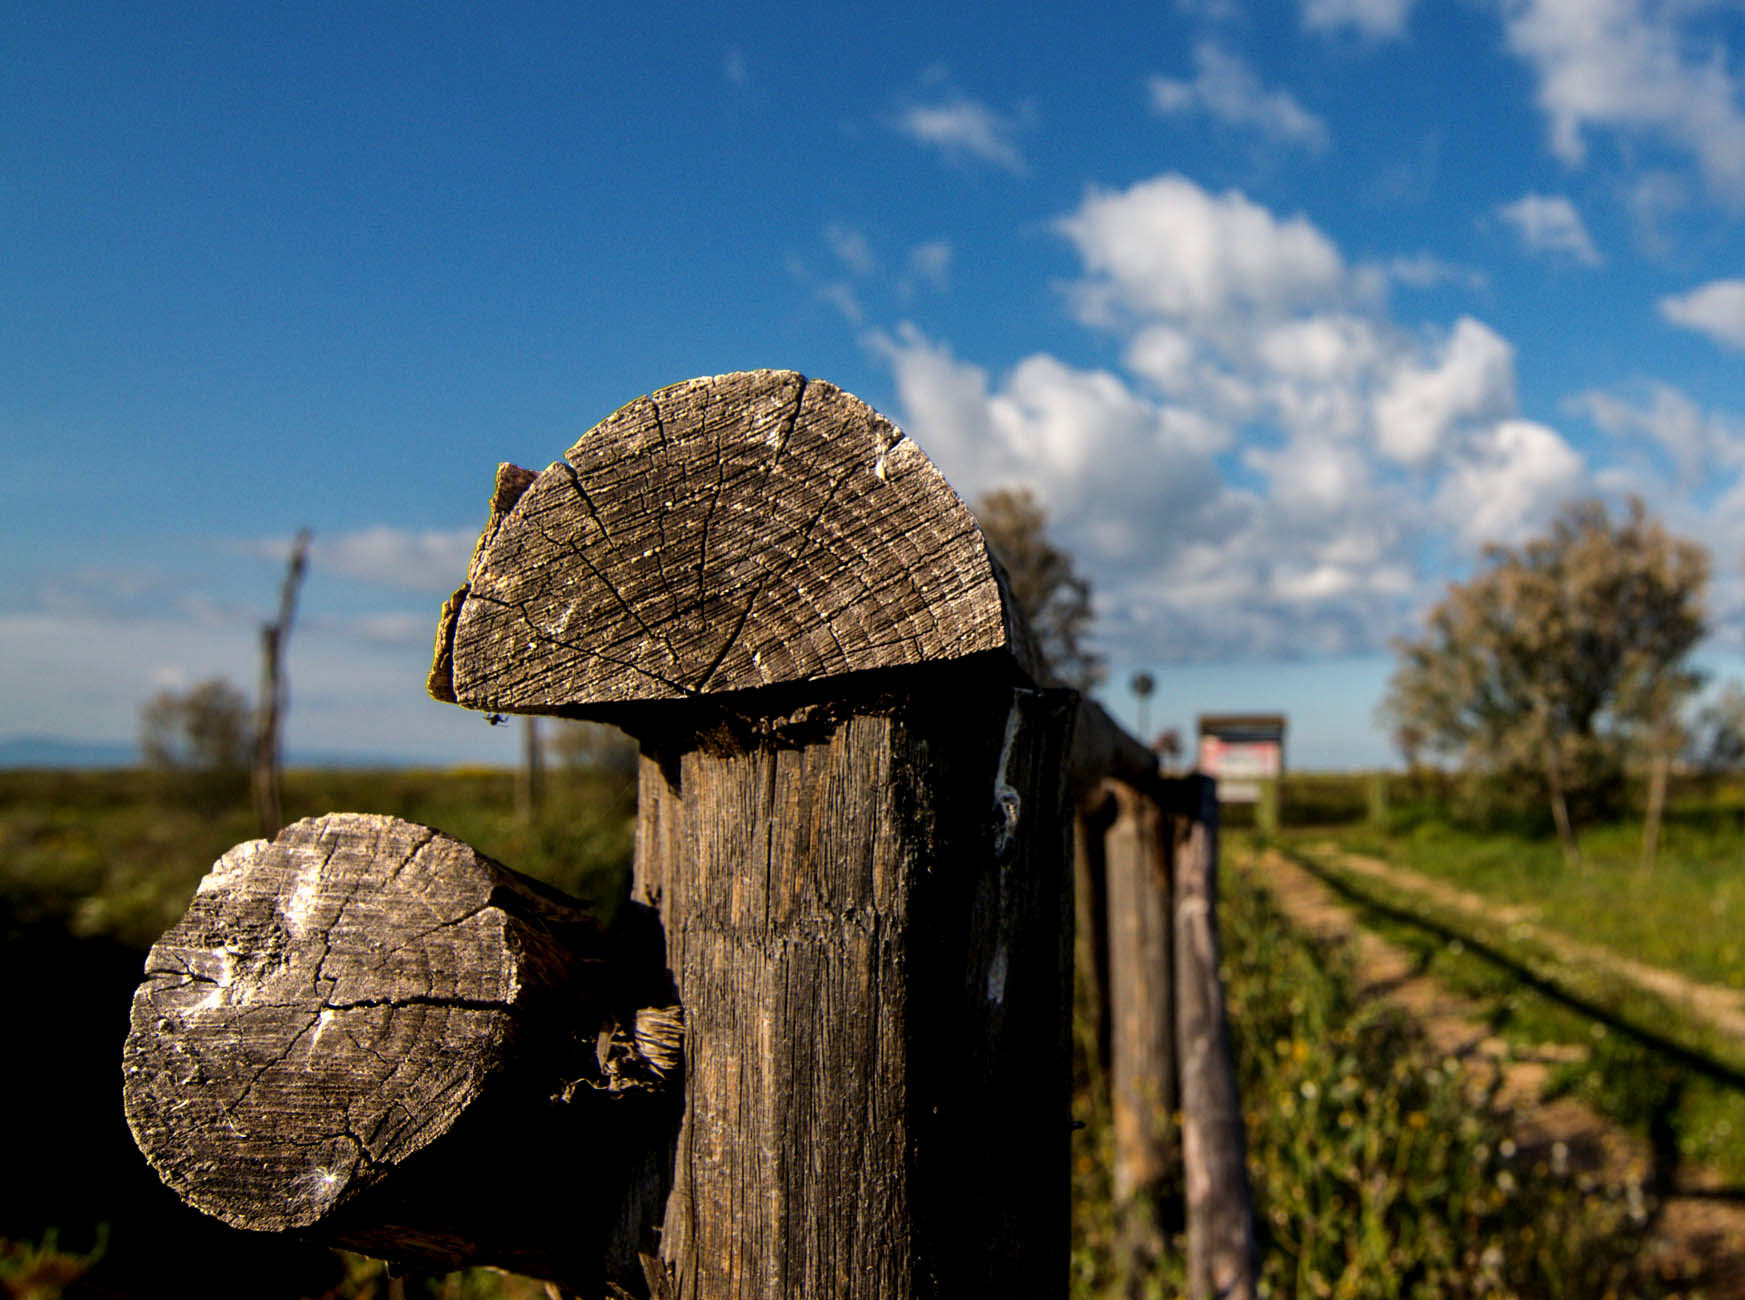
[{"left": 9, "top": 0, "right": 1745, "bottom": 768}]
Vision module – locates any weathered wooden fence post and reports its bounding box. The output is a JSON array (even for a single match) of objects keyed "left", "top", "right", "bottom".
[
  {"left": 121, "top": 369, "right": 1262, "bottom": 1299},
  {"left": 1172, "top": 774, "right": 1258, "bottom": 1300},
  {"left": 124, "top": 371, "right": 1076, "bottom": 1297},
  {"left": 121, "top": 812, "right": 684, "bottom": 1294},
  {"left": 1255, "top": 776, "right": 1279, "bottom": 835},
  {"left": 1073, "top": 786, "right": 1118, "bottom": 1083},
  {"left": 435, "top": 370, "right": 1078, "bottom": 1296},
  {"left": 623, "top": 674, "right": 1072, "bottom": 1297},
  {"left": 1367, "top": 770, "right": 1388, "bottom": 830},
  {"left": 1105, "top": 780, "right": 1177, "bottom": 1293}
]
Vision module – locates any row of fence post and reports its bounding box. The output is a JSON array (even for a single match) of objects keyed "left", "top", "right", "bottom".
[{"left": 1073, "top": 703, "right": 1257, "bottom": 1300}]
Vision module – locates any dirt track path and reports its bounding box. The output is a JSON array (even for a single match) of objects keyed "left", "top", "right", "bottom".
[
  {"left": 1237, "top": 845, "right": 1745, "bottom": 1297},
  {"left": 1305, "top": 843, "right": 1745, "bottom": 1047}
]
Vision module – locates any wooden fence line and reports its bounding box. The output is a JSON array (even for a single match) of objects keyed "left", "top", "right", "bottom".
[
  {"left": 121, "top": 370, "right": 1253, "bottom": 1298},
  {"left": 1074, "top": 701, "right": 1257, "bottom": 1300}
]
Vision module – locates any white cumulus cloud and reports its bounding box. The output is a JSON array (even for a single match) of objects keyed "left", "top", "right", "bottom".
[
  {"left": 862, "top": 173, "right": 1612, "bottom": 664},
  {"left": 1659, "top": 277, "right": 1745, "bottom": 349},
  {"left": 1435, "top": 419, "right": 1587, "bottom": 546},
  {"left": 1385, "top": 253, "right": 1490, "bottom": 293},
  {"left": 1148, "top": 44, "right": 1331, "bottom": 150},
  {"left": 1495, "top": 193, "right": 1604, "bottom": 265},
  {"left": 1372, "top": 317, "right": 1518, "bottom": 465},
  {"left": 867, "top": 322, "right": 1230, "bottom": 535},
  {"left": 241, "top": 526, "right": 479, "bottom": 594},
  {"left": 824, "top": 223, "right": 877, "bottom": 276},
  {"left": 904, "top": 241, "right": 952, "bottom": 293},
  {"left": 891, "top": 84, "right": 1030, "bottom": 174},
  {"left": 1572, "top": 379, "right": 1745, "bottom": 485},
  {"left": 1301, "top": 0, "right": 1415, "bottom": 40},
  {"left": 321, "top": 526, "right": 478, "bottom": 593},
  {"left": 1057, "top": 174, "right": 1349, "bottom": 326},
  {"left": 1503, "top": 0, "right": 1745, "bottom": 200},
  {"left": 0, "top": 608, "right": 517, "bottom": 762}
]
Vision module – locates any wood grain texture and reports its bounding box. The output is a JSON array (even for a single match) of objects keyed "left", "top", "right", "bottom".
[
  {"left": 120, "top": 812, "right": 650, "bottom": 1282},
  {"left": 432, "top": 371, "right": 1038, "bottom": 712},
  {"left": 630, "top": 672, "right": 1074, "bottom": 1298}
]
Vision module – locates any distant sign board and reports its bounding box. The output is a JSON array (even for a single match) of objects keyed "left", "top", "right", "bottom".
[{"left": 1197, "top": 714, "right": 1286, "bottom": 803}]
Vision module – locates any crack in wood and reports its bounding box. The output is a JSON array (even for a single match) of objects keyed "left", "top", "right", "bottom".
[
  {"left": 462, "top": 588, "right": 692, "bottom": 702},
  {"left": 528, "top": 510, "right": 686, "bottom": 672},
  {"left": 693, "top": 452, "right": 859, "bottom": 694}
]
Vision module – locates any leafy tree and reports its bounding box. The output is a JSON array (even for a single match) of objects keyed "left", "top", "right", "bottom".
[
  {"left": 140, "top": 677, "right": 253, "bottom": 806},
  {"left": 974, "top": 486, "right": 1103, "bottom": 691},
  {"left": 1381, "top": 497, "right": 1706, "bottom": 865}
]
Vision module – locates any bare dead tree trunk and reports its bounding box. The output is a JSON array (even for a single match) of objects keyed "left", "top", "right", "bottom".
[
  {"left": 516, "top": 715, "right": 544, "bottom": 825},
  {"left": 1642, "top": 744, "right": 1669, "bottom": 871},
  {"left": 1539, "top": 727, "right": 1581, "bottom": 871},
  {"left": 253, "top": 528, "right": 311, "bottom": 838}
]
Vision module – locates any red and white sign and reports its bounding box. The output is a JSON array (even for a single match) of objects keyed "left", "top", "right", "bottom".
[{"left": 1197, "top": 735, "right": 1281, "bottom": 802}]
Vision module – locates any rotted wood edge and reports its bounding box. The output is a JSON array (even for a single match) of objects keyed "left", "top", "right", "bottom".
[{"left": 429, "top": 462, "right": 538, "bottom": 706}]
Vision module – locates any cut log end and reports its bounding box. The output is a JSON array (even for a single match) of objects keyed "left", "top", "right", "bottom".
[
  {"left": 120, "top": 813, "right": 598, "bottom": 1235},
  {"left": 429, "top": 370, "right": 1040, "bottom": 715}
]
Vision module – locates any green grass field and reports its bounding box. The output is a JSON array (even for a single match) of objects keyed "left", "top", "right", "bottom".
[
  {"left": 1323, "top": 803, "right": 1745, "bottom": 995},
  {"left": 0, "top": 766, "right": 637, "bottom": 952}
]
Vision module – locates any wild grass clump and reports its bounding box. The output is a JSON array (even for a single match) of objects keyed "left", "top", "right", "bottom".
[{"left": 1226, "top": 867, "right": 1658, "bottom": 1298}]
